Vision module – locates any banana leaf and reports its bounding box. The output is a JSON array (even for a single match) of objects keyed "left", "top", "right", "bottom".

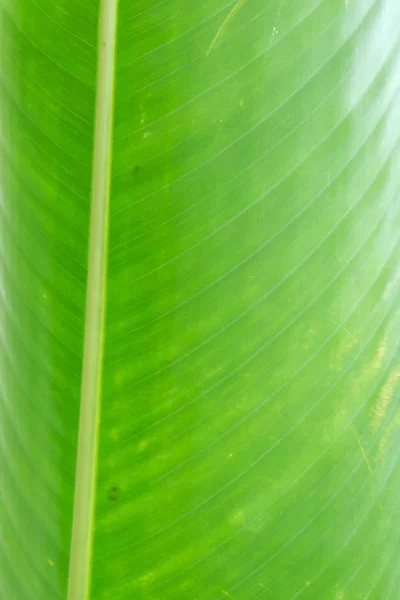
[{"left": 1, "top": 0, "right": 400, "bottom": 598}]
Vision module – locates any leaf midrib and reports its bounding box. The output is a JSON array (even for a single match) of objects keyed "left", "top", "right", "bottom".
[{"left": 67, "top": 2, "right": 118, "bottom": 599}]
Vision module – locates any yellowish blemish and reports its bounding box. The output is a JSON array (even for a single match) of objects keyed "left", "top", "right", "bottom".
[
  {"left": 207, "top": 0, "right": 247, "bottom": 55},
  {"left": 366, "top": 335, "right": 388, "bottom": 374},
  {"left": 370, "top": 366, "right": 400, "bottom": 432},
  {"left": 137, "top": 570, "right": 157, "bottom": 587},
  {"left": 138, "top": 439, "right": 148, "bottom": 452},
  {"left": 109, "top": 427, "right": 120, "bottom": 441},
  {"left": 47, "top": 559, "right": 55, "bottom": 567},
  {"left": 230, "top": 508, "right": 245, "bottom": 525}
]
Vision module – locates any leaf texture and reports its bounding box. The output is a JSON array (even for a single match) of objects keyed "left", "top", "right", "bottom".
[{"left": 1, "top": 0, "right": 400, "bottom": 598}]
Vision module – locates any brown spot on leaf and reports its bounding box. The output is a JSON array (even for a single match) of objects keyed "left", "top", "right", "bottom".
[{"left": 108, "top": 485, "right": 119, "bottom": 501}]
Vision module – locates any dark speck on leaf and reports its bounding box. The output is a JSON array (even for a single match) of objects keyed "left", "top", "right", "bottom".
[
  {"left": 133, "top": 165, "right": 140, "bottom": 177},
  {"left": 108, "top": 486, "right": 119, "bottom": 501}
]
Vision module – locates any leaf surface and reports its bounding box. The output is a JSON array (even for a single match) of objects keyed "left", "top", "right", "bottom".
[{"left": 1, "top": 0, "right": 400, "bottom": 599}]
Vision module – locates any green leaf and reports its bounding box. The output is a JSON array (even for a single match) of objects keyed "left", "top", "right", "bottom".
[{"left": 1, "top": 0, "right": 400, "bottom": 599}]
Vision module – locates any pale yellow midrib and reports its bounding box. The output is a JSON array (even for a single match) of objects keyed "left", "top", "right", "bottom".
[{"left": 67, "top": 2, "right": 118, "bottom": 599}]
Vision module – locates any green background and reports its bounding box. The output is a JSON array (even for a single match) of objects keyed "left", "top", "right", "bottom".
[{"left": 1, "top": 0, "right": 400, "bottom": 598}]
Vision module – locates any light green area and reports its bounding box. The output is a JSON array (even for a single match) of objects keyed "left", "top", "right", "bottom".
[
  {"left": 1, "top": 1, "right": 400, "bottom": 599},
  {"left": 67, "top": 2, "right": 118, "bottom": 599}
]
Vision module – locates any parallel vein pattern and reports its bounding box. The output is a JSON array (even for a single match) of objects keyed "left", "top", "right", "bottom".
[
  {"left": 0, "top": 0, "right": 98, "bottom": 598},
  {"left": 1, "top": 1, "right": 400, "bottom": 599},
  {"left": 97, "top": 0, "right": 400, "bottom": 598}
]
